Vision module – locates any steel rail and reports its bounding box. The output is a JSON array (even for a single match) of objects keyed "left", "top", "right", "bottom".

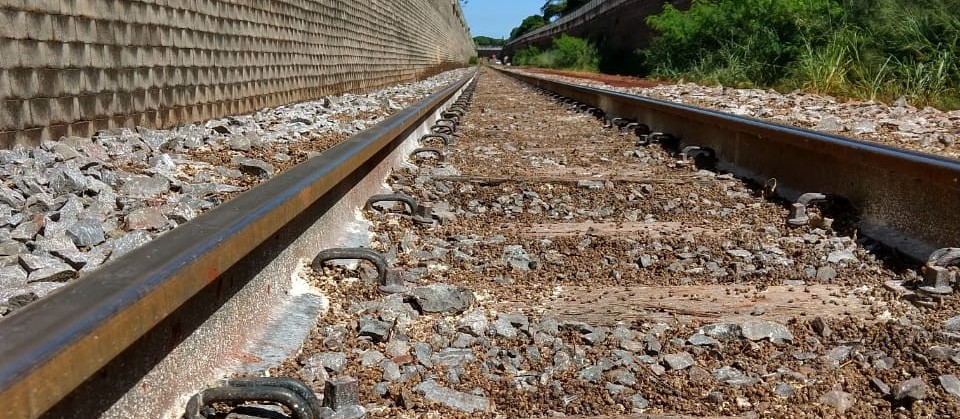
[
  {"left": 499, "top": 68, "right": 960, "bottom": 260},
  {"left": 0, "top": 72, "right": 475, "bottom": 419}
]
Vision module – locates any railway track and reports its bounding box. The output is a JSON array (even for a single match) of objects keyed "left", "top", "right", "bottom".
[{"left": 2, "top": 67, "right": 959, "bottom": 418}]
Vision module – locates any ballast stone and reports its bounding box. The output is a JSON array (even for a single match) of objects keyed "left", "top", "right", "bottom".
[{"left": 408, "top": 284, "right": 475, "bottom": 314}]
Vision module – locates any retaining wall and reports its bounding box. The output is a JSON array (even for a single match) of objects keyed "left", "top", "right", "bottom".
[
  {"left": 503, "top": 0, "right": 689, "bottom": 73},
  {"left": 0, "top": 0, "right": 473, "bottom": 147}
]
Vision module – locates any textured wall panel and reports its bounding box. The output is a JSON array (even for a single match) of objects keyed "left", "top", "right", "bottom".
[{"left": 0, "top": 0, "right": 474, "bottom": 146}]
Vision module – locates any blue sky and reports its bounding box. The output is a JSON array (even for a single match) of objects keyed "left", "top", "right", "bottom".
[{"left": 462, "top": 0, "right": 544, "bottom": 39}]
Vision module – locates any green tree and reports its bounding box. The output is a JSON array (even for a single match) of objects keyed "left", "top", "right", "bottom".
[
  {"left": 473, "top": 36, "right": 506, "bottom": 46},
  {"left": 510, "top": 15, "right": 548, "bottom": 39},
  {"left": 542, "top": 0, "right": 592, "bottom": 21}
]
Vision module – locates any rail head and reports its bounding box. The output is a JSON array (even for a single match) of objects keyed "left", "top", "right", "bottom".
[
  {"left": 0, "top": 71, "right": 476, "bottom": 419},
  {"left": 499, "top": 68, "right": 960, "bottom": 259}
]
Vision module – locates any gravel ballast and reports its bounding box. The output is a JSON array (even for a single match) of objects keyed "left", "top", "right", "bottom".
[
  {"left": 0, "top": 68, "right": 471, "bottom": 317},
  {"left": 271, "top": 69, "right": 960, "bottom": 418}
]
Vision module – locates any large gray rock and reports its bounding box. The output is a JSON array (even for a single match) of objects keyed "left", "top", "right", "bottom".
[
  {"left": 698, "top": 322, "right": 743, "bottom": 341},
  {"left": 48, "top": 166, "right": 88, "bottom": 195},
  {"left": 0, "top": 186, "right": 25, "bottom": 208},
  {"left": 688, "top": 333, "right": 721, "bottom": 347},
  {"left": 413, "top": 380, "right": 489, "bottom": 413},
  {"left": 52, "top": 249, "right": 88, "bottom": 270},
  {"left": 109, "top": 230, "right": 153, "bottom": 259},
  {"left": 10, "top": 219, "right": 40, "bottom": 242},
  {"left": 578, "top": 365, "right": 603, "bottom": 383},
  {"left": 609, "top": 369, "right": 637, "bottom": 386},
  {"left": 629, "top": 393, "right": 650, "bottom": 410},
  {"left": 27, "top": 264, "right": 76, "bottom": 283},
  {"left": 66, "top": 219, "right": 106, "bottom": 247},
  {"left": 431, "top": 348, "right": 474, "bottom": 368},
  {"left": 62, "top": 136, "right": 109, "bottom": 161},
  {"left": 409, "top": 284, "right": 475, "bottom": 314},
  {"left": 233, "top": 157, "right": 275, "bottom": 178},
  {"left": 819, "top": 390, "right": 854, "bottom": 414},
  {"left": 944, "top": 315, "right": 960, "bottom": 332},
  {"left": 412, "top": 342, "right": 433, "bottom": 368},
  {"left": 358, "top": 318, "right": 392, "bottom": 342},
  {"left": 125, "top": 208, "right": 169, "bottom": 231},
  {"left": 503, "top": 245, "right": 537, "bottom": 271},
  {"left": 892, "top": 377, "right": 926, "bottom": 401},
  {"left": 226, "top": 135, "right": 252, "bottom": 151},
  {"left": 491, "top": 317, "right": 518, "bottom": 339},
  {"left": 380, "top": 360, "right": 401, "bottom": 382},
  {"left": 663, "top": 352, "right": 695, "bottom": 370},
  {"left": 121, "top": 176, "right": 170, "bottom": 198},
  {"left": 458, "top": 309, "right": 489, "bottom": 336},
  {"left": 0, "top": 265, "right": 28, "bottom": 288},
  {"left": 712, "top": 366, "right": 758, "bottom": 386},
  {"left": 740, "top": 320, "right": 793, "bottom": 344},
  {"left": 33, "top": 235, "right": 78, "bottom": 253},
  {"left": 305, "top": 352, "right": 348, "bottom": 373},
  {"left": 939, "top": 375, "right": 960, "bottom": 399},
  {"left": 360, "top": 350, "right": 385, "bottom": 367},
  {"left": 149, "top": 153, "right": 178, "bottom": 176}
]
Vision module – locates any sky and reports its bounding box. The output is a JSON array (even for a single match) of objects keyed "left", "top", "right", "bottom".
[{"left": 462, "top": 0, "right": 545, "bottom": 40}]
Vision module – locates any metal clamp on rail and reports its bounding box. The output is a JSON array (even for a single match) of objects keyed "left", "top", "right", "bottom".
[
  {"left": 681, "top": 146, "right": 717, "bottom": 167},
  {"left": 431, "top": 124, "right": 454, "bottom": 135},
  {"left": 410, "top": 147, "right": 445, "bottom": 162},
  {"left": 623, "top": 122, "right": 648, "bottom": 136},
  {"left": 637, "top": 132, "right": 673, "bottom": 147},
  {"left": 787, "top": 193, "right": 828, "bottom": 227},
  {"left": 919, "top": 248, "right": 960, "bottom": 294},
  {"left": 419, "top": 133, "right": 450, "bottom": 146},
  {"left": 312, "top": 248, "right": 407, "bottom": 294},
  {"left": 435, "top": 118, "right": 458, "bottom": 129},
  {"left": 313, "top": 248, "right": 388, "bottom": 284},
  {"left": 365, "top": 193, "right": 434, "bottom": 225},
  {"left": 185, "top": 377, "right": 322, "bottom": 419}
]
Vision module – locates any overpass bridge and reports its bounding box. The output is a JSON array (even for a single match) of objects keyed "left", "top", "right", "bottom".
[
  {"left": 505, "top": 0, "right": 690, "bottom": 73},
  {"left": 476, "top": 46, "right": 503, "bottom": 59}
]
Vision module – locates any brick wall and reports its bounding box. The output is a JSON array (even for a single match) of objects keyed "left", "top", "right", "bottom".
[{"left": 0, "top": 0, "right": 473, "bottom": 147}]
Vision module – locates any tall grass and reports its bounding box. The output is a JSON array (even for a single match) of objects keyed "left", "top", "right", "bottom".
[
  {"left": 641, "top": 0, "right": 960, "bottom": 108},
  {"left": 514, "top": 35, "right": 600, "bottom": 72}
]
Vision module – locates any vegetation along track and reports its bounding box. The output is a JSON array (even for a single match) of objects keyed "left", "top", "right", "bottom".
[{"left": 4, "top": 66, "right": 960, "bottom": 418}]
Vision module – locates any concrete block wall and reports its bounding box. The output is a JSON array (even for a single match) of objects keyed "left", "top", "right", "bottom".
[{"left": 0, "top": 0, "right": 474, "bottom": 147}]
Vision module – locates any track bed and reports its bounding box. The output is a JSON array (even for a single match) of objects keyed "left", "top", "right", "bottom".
[{"left": 272, "top": 69, "right": 960, "bottom": 418}]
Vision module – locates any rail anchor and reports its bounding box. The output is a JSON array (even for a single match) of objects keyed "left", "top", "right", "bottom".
[{"left": 920, "top": 248, "right": 960, "bottom": 294}]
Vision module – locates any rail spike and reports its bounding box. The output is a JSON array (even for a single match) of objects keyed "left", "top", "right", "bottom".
[
  {"left": 787, "top": 193, "right": 828, "bottom": 227},
  {"left": 920, "top": 248, "right": 960, "bottom": 294}
]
